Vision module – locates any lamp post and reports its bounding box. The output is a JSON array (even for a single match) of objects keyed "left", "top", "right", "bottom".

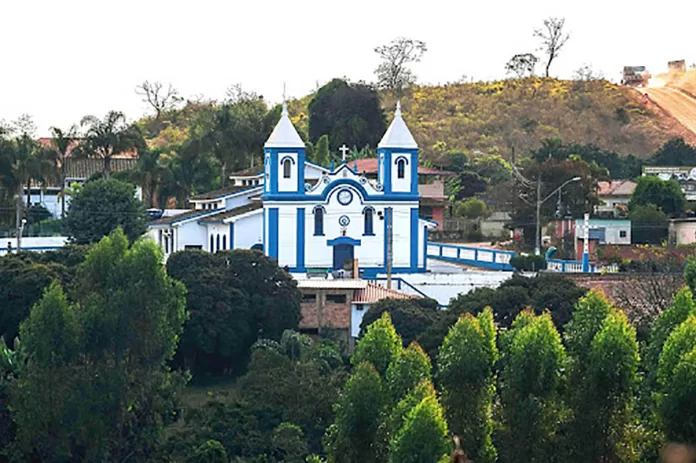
[{"left": 535, "top": 176, "right": 581, "bottom": 256}]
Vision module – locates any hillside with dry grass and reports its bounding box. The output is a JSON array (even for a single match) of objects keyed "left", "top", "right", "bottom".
[{"left": 286, "top": 78, "right": 690, "bottom": 164}]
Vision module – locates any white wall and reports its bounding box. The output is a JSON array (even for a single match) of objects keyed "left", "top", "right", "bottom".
[
  {"left": 351, "top": 303, "right": 370, "bottom": 338},
  {"left": 390, "top": 153, "right": 411, "bottom": 193},
  {"left": 0, "top": 236, "right": 68, "bottom": 255},
  {"left": 277, "top": 207, "right": 297, "bottom": 267},
  {"left": 174, "top": 221, "right": 208, "bottom": 253},
  {"left": 673, "top": 222, "right": 696, "bottom": 245},
  {"left": 206, "top": 223, "right": 230, "bottom": 252},
  {"left": 225, "top": 192, "right": 257, "bottom": 210},
  {"left": 278, "top": 152, "right": 298, "bottom": 192},
  {"left": 234, "top": 212, "right": 263, "bottom": 249},
  {"left": 392, "top": 271, "right": 513, "bottom": 306}
]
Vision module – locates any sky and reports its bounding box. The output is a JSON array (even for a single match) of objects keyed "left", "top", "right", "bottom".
[{"left": 1, "top": 0, "right": 694, "bottom": 136}]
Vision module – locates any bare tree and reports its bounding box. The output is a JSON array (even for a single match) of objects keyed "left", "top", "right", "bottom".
[
  {"left": 135, "top": 81, "right": 182, "bottom": 119},
  {"left": 573, "top": 63, "right": 604, "bottom": 81},
  {"left": 374, "top": 37, "right": 427, "bottom": 96},
  {"left": 505, "top": 53, "right": 539, "bottom": 78},
  {"left": 534, "top": 17, "right": 570, "bottom": 78}
]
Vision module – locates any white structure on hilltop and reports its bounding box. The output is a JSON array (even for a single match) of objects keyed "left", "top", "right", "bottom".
[{"left": 148, "top": 102, "right": 436, "bottom": 277}]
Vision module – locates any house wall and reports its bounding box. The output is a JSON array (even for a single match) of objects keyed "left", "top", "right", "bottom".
[
  {"left": 174, "top": 221, "right": 208, "bottom": 252},
  {"left": 671, "top": 222, "right": 696, "bottom": 245},
  {"left": 298, "top": 288, "right": 352, "bottom": 331},
  {"left": 431, "top": 206, "right": 445, "bottom": 229},
  {"left": 391, "top": 271, "right": 513, "bottom": 306},
  {"left": 234, "top": 212, "right": 263, "bottom": 249},
  {"left": 351, "top": 303, "right": 369, "bottom": 339},
  {"left": 0, "top": 236, "right": 68, "bottom": 255},
  {"left": 206, "top": 223, "right": 231, "bottom": 252}
]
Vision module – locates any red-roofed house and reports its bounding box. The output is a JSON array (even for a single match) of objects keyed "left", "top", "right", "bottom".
[
  {"left": 595, "top": 180, "right": 636, "bottom": 218},
  {"left": 296, "top": 278, "right": 419, "bottom": 350},
  {"left": 352, "top": 158, "right": 453, "bottom": 229}
]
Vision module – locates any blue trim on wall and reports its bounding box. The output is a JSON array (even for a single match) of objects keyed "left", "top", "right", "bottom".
[
  {"left": 268, "top": 208, "right": 279, "bottom": 259},
  {"left": 296, "top": 208, "right": 305, "bottom": 271},
  {"left": 383, "top": 207, "right": 391, "bottom": 268},
  {"left": 262, "top": 208, "right": 266, "bottom": 253},
  {"left": 229, "top": 222, "right": 235, "bottom": 250},
  {"left": 297, "top": 149, "right": 305, "bottom": 193},
  {"left": 327, "top": 237, "right": 362, "bottom": 246},
  {"left": 262, "top": 178, "right": 420, "bottom": 202},
  {"left": 410, "top": 208, "right": 418, "bottom": 269},
  {"left": 423, "top": 226, "right": 428, "bottom": 269},
  {"left": 395, "top": 155, "right": 410, "bottom": 164},
  {"left": 280, "top": 155, "right": 296, "bottom": 164},
  {"left": 411, "top": 151, "right": 419, "bottom": 195}
]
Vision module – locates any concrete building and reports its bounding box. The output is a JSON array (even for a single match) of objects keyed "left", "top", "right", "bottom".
[
  {"left": 669, "top": 218, "right": 696, "bottom": 246},
  {"left": 595, "top": 180, "right": 636, "bottom": 218}
]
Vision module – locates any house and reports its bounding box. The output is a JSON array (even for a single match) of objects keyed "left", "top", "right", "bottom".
[
  {"left": 296, "top": 278, "right": 418, "bottom": 350},
  {"left": 148, "top": 101, "right": 437, "bottom": 277},
  {"left": 669, "top": 217, "right": 696, "bottom": 246},
  {"left": 551, "top": 218, "right": 631, "bottom": 259},
  {"left": 352, "top": 158, "right": 453, "bottom": 229},
  {"left": 595, "top": 180, "right": 636, "bottom": 218}
]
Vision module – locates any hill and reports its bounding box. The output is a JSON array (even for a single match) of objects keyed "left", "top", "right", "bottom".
[{"left": 140, "top": 78, "right": 695, "bottom": 165}]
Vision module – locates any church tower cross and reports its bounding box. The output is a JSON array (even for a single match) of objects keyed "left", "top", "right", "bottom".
[{"left": 339, "top": 144, "right": 349, "bottom": 162}]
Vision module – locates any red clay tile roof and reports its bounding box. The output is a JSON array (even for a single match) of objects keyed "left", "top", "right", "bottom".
[
  {"left": 37, "top": 137, "right": 137, "bottom": 159},
  {"left": 352, "top": 158, "right": 453, "bottom": 176},
  {"left": 352, "top": 283, "right": 418, "bottom": 304},
  {"left": 597, "top": 180, "right": 636, "bottom": 197}
]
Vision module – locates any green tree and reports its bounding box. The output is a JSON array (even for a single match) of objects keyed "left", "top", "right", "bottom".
[
  {"left": 437, "top": 308, "right": 498, "bottom": 463},
  {"left": 454, "top": 197, "right": 489, "bottom": 219},
  {"left": 65, "top": 177, "right": 148, "bottom": 244},
  {"left": 629, "top": 203, "right": 668, "bottom": 245},
  {"left": 385, "top": 342, "right": 432, "bottom": 404},
  {"left": 563, "top": 291, "right": 640, "bottom": 462},
  {"left": 629, "top": 175, "right": 685, "bottom": 215},
  {"left": 308, "top": 79, "right": 386, "bottom": 150},
  {"left": 166, "top": 249, "right": 301, "bottom": 375},
  {"left": 389, "top": 393, "right": 449, "bottom": 463},
  {"left": 352, "top": 312, "right": 403, "bottom": 377},
  {"left": 273, "top": 422, "right": 309, "bottom": 463},
  {"left": 12, "top": 229, "right": 188, "bottom": 461},
  {"left": 187, "top": 440, "right": 228, "bottom": 463},
  {"left": 650, "top": 137, "right": 696, "bottom": 166},
  {"left": 359, "top": 297, "right": 439, "bottom": 346},
  {"left": 78, "top": 111, "right": 144, "bottom": 178},
  {"left": 314, "top": 134, "right": 331, "bottom": 167},
  {"left": 325, "top": 362, "right": 387, "bottom": 463},
  {"left": 499, "top": 311, "right": 566, "bottom": 462},
  {"left": 49, "top": 126, "right": 77, "bottom": 217},
  {"left": 656, "top": 316, "right": 696, "bottom": 443}
]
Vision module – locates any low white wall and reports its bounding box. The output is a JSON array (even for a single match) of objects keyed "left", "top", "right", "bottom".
[
  {"left": 390, "top": 271, "right": 514, "bottom": 306},
  {"left": 0, "top": 236, "right": 68, "bottom": 256}
]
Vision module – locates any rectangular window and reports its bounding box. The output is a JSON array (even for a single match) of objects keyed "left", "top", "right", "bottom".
[
  {"left": 619, "top": 230, "right": 627, "bottom": 238},
  {"left": 419, "top": 206, "right": 434, "bottom": 219},
  {"left": 326, "top": 294, "right": 347, "bottom": 304},
  {"left": 302, "top": 293, "right": 317, "bottom": 303}
]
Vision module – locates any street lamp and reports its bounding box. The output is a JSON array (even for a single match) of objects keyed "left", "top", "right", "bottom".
[{"left": 535, "top": 176, "right": 581, "bottom": 255}]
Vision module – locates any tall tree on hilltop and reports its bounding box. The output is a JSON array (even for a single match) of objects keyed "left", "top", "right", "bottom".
[
  {"left": 534, "top": 17, "right": 570, "bottom": 77},
  {"left": 308, "top": 79, "right": 386, "bottom": 151},
  {"left": 505, "top": 53, "right": 539, "bottom": 78},
  {"left": 374, "top": 37, "right": 427, "bottom": 96},
  {"left": 78, "top": 111, "right": 144, "bottom": 178},
  {"left": 135, "top": 80, "right": 182, "bottom": 120}
]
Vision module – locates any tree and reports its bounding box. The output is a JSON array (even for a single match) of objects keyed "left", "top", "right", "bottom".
[
  {"left": 389, "top": 393, "right": 449, "bottom": 463},
  {"left": 534, "top": 17, "right": 570, "bottom": 77},
  {"left": 79, "top": 111, "right": 144, "bottom": 178},
  {"left": 573, "top": 63, "right": 604, "bottom": 81},
  {"left": 12, "top": 229, "right": 188, "bottom": 461},
  {"left": 563, "top": 291, "right": 640, "bottom": 462},
  {"left": 49, "top": 126, "right": 77, "bottom": 217},
  {"left": 499, "top": 311, "right": 566, "bottom": 462},
  {"left": 437, "top": 308, "right": 498, "bottom": 463},
  {"left": 374, "top": 37, "right": 427, "bottom": 95},
  {"left": 656, "top": 316, "right": 696, "bottom": 443},
  {"left": 505, "top": 53, "right": 539, "bottom": 78},
  {"left": 313, "top": 134, "right": 331, "bottom": 167},
  {"left": 166, "top": 249, "right": 302, "bottom": 375},
  {"left": 454, "top": 197, "right": 489, "bottom": 219},
  {"left": 629, "top": 176, "right": 685, "bottom": 215},
  {"left": 187, "top": 440, "right": 228, "bottom": 463},
  {"left": 385, "top": 342, "right": 432, "bottom": 404},
  {"left": 650, "top": 137, "right": 696, "bottom": 166},
  {"left": 135, "top": 80, "right": 182, "bottom": 119},
  {"left": 325, "top": 362, "right": 387, "bottom": 463},
  {"left": 308, "top": 79, "right": 386, "bottom": 151},
  {"left": 629, "top": 203, "right": 669, "bottom": 245},
  {"left": 359, "top": 297, "right": 439, "bottom": 346},
  {"left": 129, "top": 146, "right": 166, "bottom": 208},
  {"left": 352, "top": 312, "right": 403, "bottom": 377},
  {"left": 65, "top": 177, "right": 148, "bottom": 244}
]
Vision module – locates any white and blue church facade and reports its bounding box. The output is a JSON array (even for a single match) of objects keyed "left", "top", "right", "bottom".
[{"left": 148, "top": 102, "right": 435, "bottom": 277}]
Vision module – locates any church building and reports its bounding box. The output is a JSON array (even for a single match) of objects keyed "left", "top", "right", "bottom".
[{"left": 148, "top": 102, "right": 435, "bottom": 277}]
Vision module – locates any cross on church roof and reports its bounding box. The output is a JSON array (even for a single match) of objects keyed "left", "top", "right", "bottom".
[{"left": 339, "top": 144, "right": 349, "bottom": 162}]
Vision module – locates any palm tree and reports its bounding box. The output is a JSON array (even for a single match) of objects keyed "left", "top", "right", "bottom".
[
  {"left": 0, "top": 133, "right": 39, "bottom": 245},
  {"left": 129, "top": 147, "right": 166, "bottom": 208},
  {"left": 49, "top": 126, "right": 77, "bottom": 217},
  {"left": 79, "top": 111, "right": 143, "bottom": 178}
]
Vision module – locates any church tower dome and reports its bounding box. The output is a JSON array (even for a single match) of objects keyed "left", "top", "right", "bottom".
[
  {"left": 262, "top": 102, "right": 306, "bottom": 198},
  {"left": 377, "top": 102, "right": 419, "bottom": 197}
]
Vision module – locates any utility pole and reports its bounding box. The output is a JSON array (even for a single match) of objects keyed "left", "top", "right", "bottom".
[
  {"left": 535, "top": 174, "right": 542, "bottom": 255},
  {"left": 386, "top": 207, "right": 393, "bottom": 289},
  {"left": 17, "top": 217, "right": 26, "bottom": 253}
]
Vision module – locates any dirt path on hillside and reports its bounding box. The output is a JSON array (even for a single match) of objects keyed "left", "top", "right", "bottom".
[{"left": 644, "top": 87, "right": 696, "bottom": 136}]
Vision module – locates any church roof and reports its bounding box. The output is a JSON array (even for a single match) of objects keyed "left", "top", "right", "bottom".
[
  {"left": 199, "top": 202, "right": 263, "bottom": 222},
  {"left": 353, "top": 283, "right": 419, "bottom": 304},
  {"left": 264, "top": 102, "right": 305, "bottom": 149},
  {"left": 378, "top": 101, "right": 418, "bottom": 149},
  {"left": 352, "top": 158, "right": 454, "bottom": 176},
  {"left": 190, "top": 184, "right": 262, "bottom": 201}
]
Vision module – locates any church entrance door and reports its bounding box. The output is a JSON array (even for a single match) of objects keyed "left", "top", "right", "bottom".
[{"left": 333, "top": 244, "right": 354, "bottom": 271}]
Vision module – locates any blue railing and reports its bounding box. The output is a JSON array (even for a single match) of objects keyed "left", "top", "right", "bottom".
[
  {"left": 426, "top": 242, "right": 616, "bottom": 274},
  {"left": 426, "top": 242, "right": 515, "bottom": 271}
]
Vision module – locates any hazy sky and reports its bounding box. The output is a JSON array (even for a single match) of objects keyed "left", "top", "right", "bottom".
[{"left": 2, "top": 0, "right": 694, "bottom": 136}]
